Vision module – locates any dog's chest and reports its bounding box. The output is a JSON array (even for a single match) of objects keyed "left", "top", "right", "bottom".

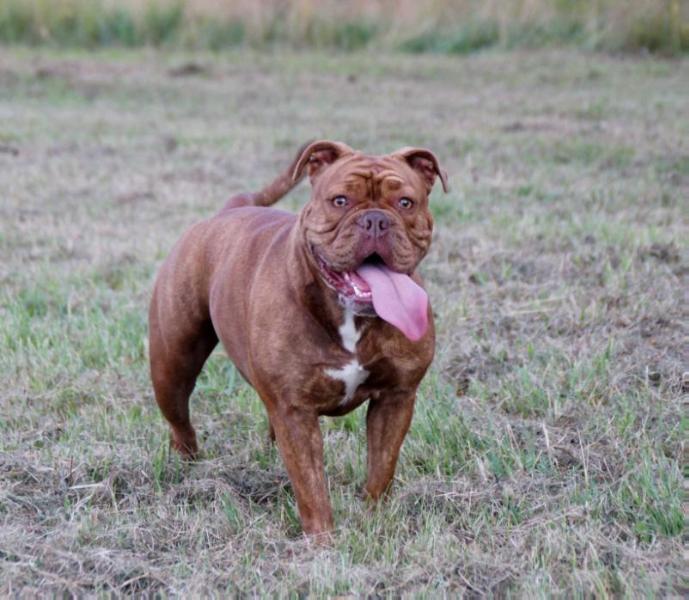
[{"left": 323, "top": 309, "right": 369, "bottom": 405}]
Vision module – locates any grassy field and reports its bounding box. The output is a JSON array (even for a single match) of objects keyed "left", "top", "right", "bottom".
[
  {"left": 0, "top": 47, "right": 687, "bottom": 596},
  {"left": 1, "top": 0, "right": 688, "bottom": 55}
]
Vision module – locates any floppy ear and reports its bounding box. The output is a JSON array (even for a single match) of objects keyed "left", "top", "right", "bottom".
[
  {"left": 292, "top": 140, "right": 354, "bottom": 184},
  {"left": 393, "top": 147, "right": 449, "bottom": 194}
]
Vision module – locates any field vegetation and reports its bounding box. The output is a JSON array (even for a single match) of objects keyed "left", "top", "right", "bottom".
[
  {"left": 0, "top": 0, "right": 688, "bottom": 55},
  {"left": 0, "top": 21, "right": 687, "bottom": 599}
]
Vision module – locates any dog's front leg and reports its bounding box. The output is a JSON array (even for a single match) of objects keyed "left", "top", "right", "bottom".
[
  {"left": 364, "top": 391, "right": 416, "bottom": 501},
  {"left": 269, "top": 404, "right": 333, "bottom": 538}
]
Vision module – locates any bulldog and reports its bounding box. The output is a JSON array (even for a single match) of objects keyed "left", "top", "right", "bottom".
[{"left": 149, "top": 140, "right": 448, "bottom": 537}]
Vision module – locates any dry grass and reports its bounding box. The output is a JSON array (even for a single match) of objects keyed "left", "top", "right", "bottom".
[
  {"left": 0, "top": 47, "right": 687, "bottom": 595},
  {"left": 0, "top": 0, "right": 688, "bottom": 54}
]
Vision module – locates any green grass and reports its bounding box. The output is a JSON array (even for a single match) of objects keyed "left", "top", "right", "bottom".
[
  {"left": 0, "top": 47, "right": 686, "bottom": 595},
  {"left": 0, "top": 0, "right": 688, "bottom": 55}
]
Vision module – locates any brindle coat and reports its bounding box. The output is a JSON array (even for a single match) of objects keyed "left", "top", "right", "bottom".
[{"left": 149, "top": 140, "right": 447, "bottom": 537}]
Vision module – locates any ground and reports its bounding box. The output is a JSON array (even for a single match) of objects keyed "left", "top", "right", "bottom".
[{"left": 0, "top": 48, "right": 686, "bottom": 596}]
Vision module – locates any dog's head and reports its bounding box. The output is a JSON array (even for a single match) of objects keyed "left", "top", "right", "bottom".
[{"left": 293, "top": 140, "right": 448, "bottom": 340}]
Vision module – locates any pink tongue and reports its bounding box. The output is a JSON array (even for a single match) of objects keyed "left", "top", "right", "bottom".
[{"left": 356, "top": 263, "right": 429, "bottom": 341}]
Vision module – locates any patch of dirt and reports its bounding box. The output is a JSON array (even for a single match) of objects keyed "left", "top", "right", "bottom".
[{"left": 168, "top": 62, "right": 212, "bottom": 77}]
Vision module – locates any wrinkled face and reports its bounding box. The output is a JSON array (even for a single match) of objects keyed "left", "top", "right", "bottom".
[{"left": 299, "top": 152, "right": 435, "bottom": 310}]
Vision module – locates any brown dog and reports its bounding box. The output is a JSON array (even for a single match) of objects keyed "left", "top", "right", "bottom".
[{"left": 149, "top": 140, "right": 448, "bottom": 537}]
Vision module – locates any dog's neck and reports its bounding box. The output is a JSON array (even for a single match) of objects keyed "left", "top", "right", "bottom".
[{"left": 285, "top": 223, "right": 373, "bottom": 346}]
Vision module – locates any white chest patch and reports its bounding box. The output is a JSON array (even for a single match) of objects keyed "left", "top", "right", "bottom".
[
  {"left": 325, "top": 307, "right": 369, "bottom": 403},
  {"left": 338, "top": 307, "right": 359, "bottom": 353},
  {"left": 325, "top": 360, "right": 369, "bottom": 403}
]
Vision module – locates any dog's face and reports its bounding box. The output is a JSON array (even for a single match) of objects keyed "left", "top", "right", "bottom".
[{"left": 293, "top": 141, "right": 448, "bottom": 331}]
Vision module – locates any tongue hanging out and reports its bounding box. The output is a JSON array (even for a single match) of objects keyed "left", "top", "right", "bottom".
[{"left": 356, "top": 262, "right": 429, "bottom": 341}]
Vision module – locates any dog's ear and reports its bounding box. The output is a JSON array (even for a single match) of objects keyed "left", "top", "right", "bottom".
[
  {"left": 393, "top": 147, "right": 449, "bottom": 194},
  {"left": 292, "top": 140, "right": 354, "bottom": 184}
]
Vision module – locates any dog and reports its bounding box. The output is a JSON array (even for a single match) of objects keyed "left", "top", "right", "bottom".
[{"left": 149, "top": 140, "right": 448, "bottom": 537}]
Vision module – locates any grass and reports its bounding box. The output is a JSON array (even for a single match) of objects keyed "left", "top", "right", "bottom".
[
  {"left": 0, "top": 0, "right": 688, "bottom": 55},
  {"left": 0, "top": 47, "right": 687, "bottom": 595}
]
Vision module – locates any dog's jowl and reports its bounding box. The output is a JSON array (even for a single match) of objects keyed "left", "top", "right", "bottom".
[{"left": 149, "top": 140, "right": 448, "bottom": 537}]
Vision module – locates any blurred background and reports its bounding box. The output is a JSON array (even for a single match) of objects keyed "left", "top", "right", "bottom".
[{"left": 1, "top": 0, "right": 687, "bottom": 55}]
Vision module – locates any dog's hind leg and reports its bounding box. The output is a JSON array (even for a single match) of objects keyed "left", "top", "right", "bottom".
[{"left": 149, "top": 286, "right": 218, "bottom": 458}]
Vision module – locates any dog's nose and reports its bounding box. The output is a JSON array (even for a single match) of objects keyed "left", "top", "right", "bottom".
[{"left": 358, "top": 210, "right": 390, "bottom": 236}]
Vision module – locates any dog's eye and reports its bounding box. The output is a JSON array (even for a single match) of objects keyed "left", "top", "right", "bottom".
[
  {"left": 398, "top": 197, "right": 414, "bottom": 209},
  {"left": 332, "top": 196, "right": 348, "bottom": 208}
]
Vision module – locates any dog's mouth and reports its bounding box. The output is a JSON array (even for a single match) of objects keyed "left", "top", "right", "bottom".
[
  {"left": 314, "top": 250, "right": 429, "bottom": 341},
  {"left": 316, "top": 252, "right": 379, "bottom": 303}
]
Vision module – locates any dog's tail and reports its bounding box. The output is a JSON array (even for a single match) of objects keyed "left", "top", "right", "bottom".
[
  {"left": 220, "top": 142, "right": 310, "bottom": 212},
  {"left": 249, "top": 141, "right": 311, "bottom": 207}
]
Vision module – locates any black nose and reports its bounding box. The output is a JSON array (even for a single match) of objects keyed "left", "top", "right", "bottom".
[{"left": 358, "top": 210, "right": 390, "bottom": 236}]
